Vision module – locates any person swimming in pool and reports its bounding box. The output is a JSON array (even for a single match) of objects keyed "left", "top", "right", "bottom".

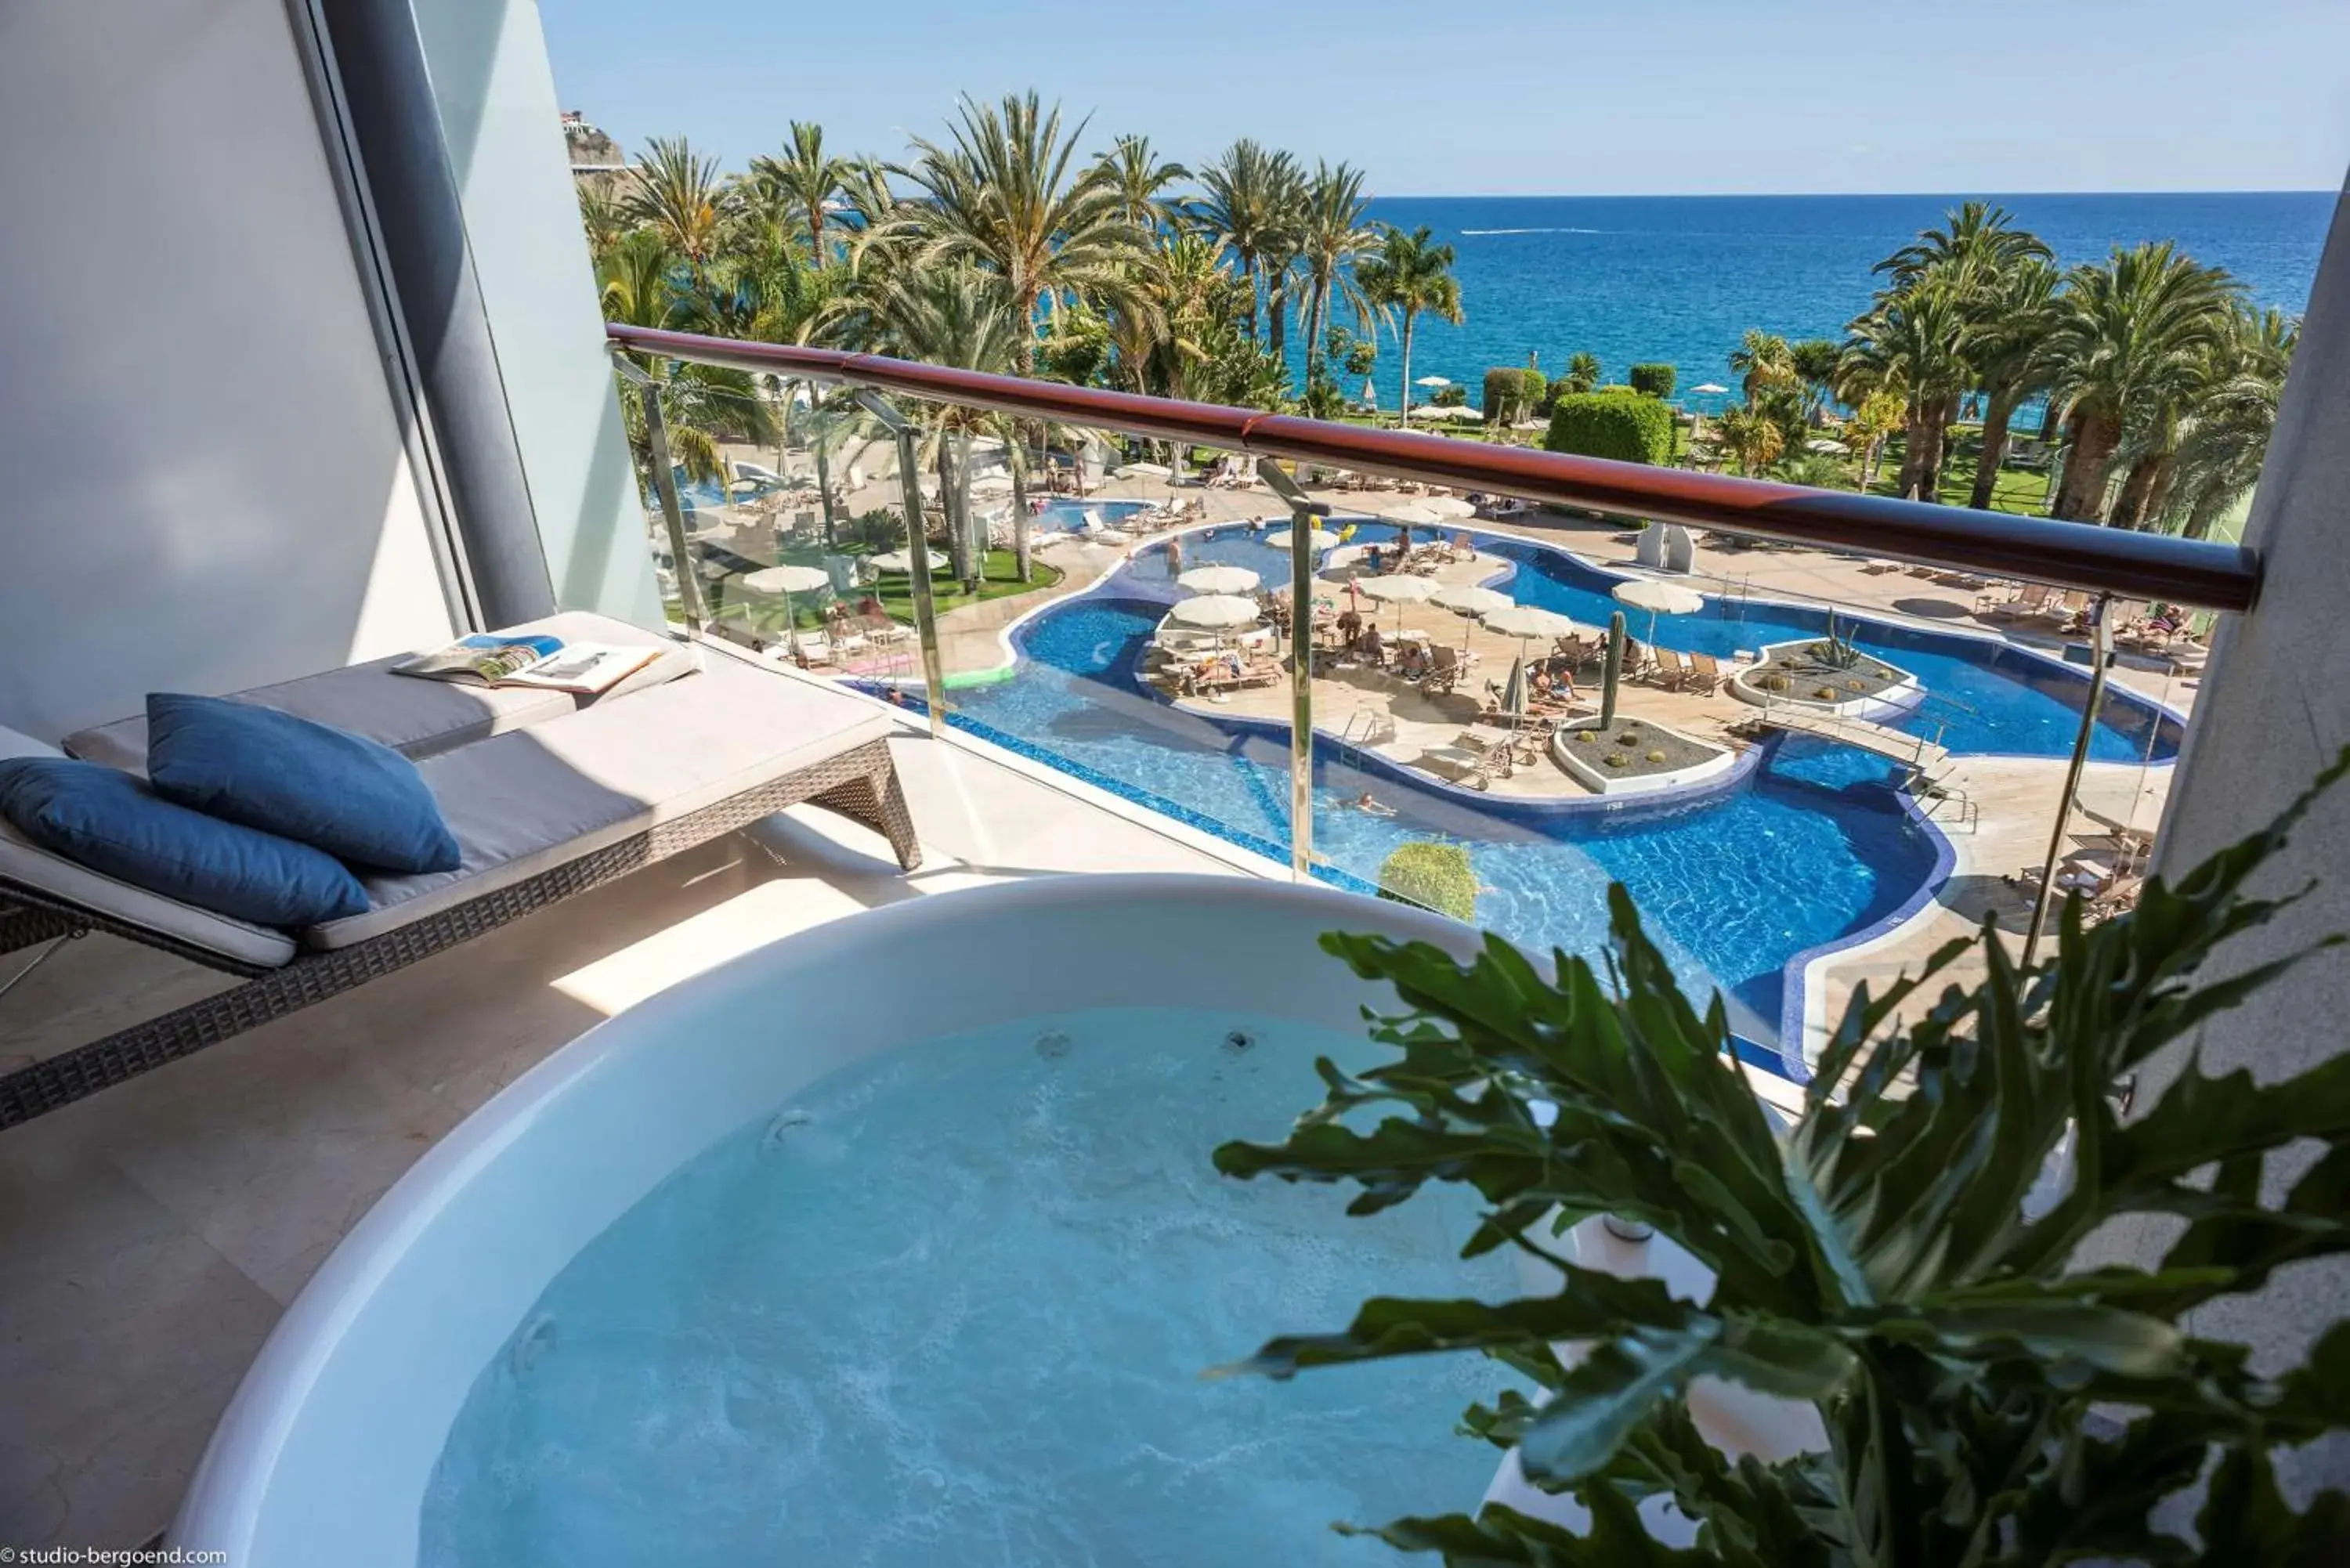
[{"left": 1348, "top": 791, "right": 1396, "bottom": 817}]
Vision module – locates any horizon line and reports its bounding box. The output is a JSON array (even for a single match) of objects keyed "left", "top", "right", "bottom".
[{"left": 1366, "top": 187, "right": 2337, "bottom": 202}]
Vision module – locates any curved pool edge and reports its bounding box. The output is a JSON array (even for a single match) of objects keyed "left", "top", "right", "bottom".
[{"left": 171, "top": 874, "right": 1488, "bottom": 1565}]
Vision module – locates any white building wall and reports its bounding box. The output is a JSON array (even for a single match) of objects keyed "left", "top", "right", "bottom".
[
  {"left": 0, "top": 0, "right": 456, "bottom": 742},
  {"left": 408, "top": 0, "right": 663, "bottom": 630}
]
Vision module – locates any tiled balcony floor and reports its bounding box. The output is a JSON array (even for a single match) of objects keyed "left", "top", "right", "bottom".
[{"left": 0, "top": 732, "right": 1271, "bottom": 1548}]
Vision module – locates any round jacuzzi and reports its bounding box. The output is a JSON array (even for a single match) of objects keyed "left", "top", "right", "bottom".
[{"left": 175, "top": 874, "right": 1538, "bottom": 1566}]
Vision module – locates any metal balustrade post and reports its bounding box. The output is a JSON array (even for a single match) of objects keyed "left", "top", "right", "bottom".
[
  {"left": 2023, "top": 593, "right": 2113, "bottom": 966},
  {"left": 610, "top": 349, "right": 703, "bottom": 632},
  {"left": 1258, "top": 461, "right": 1332, "bottom": 883},
  {"left": 854, "top": 392, "right": 948, "bottom": 739}
]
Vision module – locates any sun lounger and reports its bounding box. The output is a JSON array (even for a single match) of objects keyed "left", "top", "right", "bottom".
[
  {"left": 1417, "top": 744, "right": 1496, "bottom": 790},
  {"left": 2, "top": 620, "right": 921, "bottom": 1126},
  {"left": 1647, "top": 648, "right": 1694, "bottom": 691},
  {"left": 1686, "top": 652, "right": 1724, "bottom": 693}
]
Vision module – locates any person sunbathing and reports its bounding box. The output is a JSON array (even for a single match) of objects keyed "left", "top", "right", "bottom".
[{"left": 1360, "top": 627, "right": 1387, "bottom": 665}]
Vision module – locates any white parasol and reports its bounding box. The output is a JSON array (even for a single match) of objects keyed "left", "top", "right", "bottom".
[
  {"left": 1612, "top": 576, "right": 1705, "bottom": 645},
  {"left": 870, "top": 548, "right": 949, "bottom": 573},
  {"left": 1432, "top": 582, "right": 1513, "bottom": 649},
  {"left": 1483, "top": 602, "right": 1581, "bottom": 676},
  {"left": 1115, "top": 461, "right": 1174, "bottom": 479},
  {"left": 1377, "top": 500, "right": 1443, "bottom": 526},
  {"left": 1265, "top": 526, "right": 1341, "bottom": 551},
  {"left": 742, "top": 563, "right": 833, "bottom": 646},
  {"left": 1166, "top": 594, "right": 1260, "bottom": 629},
  {"left": 1355, "top": 572, "right": 1441, "bottom": 634},
  {"left": 1420, "top": 496, "right": 1476, "bottom": 520},
  {"left": 1414, "top": 374, "right": 1453, "bottom": 388},
  {"left": 1177, "top": 565, "right": 1260, "bottom": 595}
]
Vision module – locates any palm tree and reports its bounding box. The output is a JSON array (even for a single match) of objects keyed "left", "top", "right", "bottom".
[
  {"left": 1876, "top": 201, "right": 2049, "bottom": 294},
  {"left": 2164, "top": 305, "right": 2297, "bottom": 539},
  {"left": 1728, "top": 330, "right": 1798, "bottom": 406},
  {"left": 1564, "top": 352, "right": 1601, "bottom": 395},
  {"left": 862, "top": 266, "right": 1024, "bottom": 583},
  {"left": 889, "top": 92, "right": 1145, "bottom": 580},
  {"left": 1842, "top": 283, "right": 1970, "bottom": 500},
  {"left": 577, "top": 185, "right": 627, "bottom": 266},
  {"left": 1787, "top": 339, "right": 1843, "bottom": 424},
  {"left": 1356, "top": 226, "right": 1462, "bottom": 426},
  {"left": 2042, "top": 242, "right": 2238, "bottom": 523},
  {"left": 1096, "top": 133, "right": 1189, "bottom": 233},
  {"left": 1842, "top": 388, "right": 1906, "bottom": 490},
  {"left": 1956, "top": 257, "right": 2060, "bottom": 510},
  {"left": 1257, "top": 159, "right": 1310, "bottom": 366},
  {"left": 598, "top": 230, "right": 678, "bottom": 331},
  {"left": 1195, "top": 139, "right": 1300, "bottom": 345},
  {"left": 747, "top": 121, "right": 849, "bottom": 259},
  {"left": 1294, "top": 161, "right": 1378, "bottom": 387},
  {"left": 624, "top": 136, "right": 725, "bottom": 273},
  {"left": 1714, "top": 405, "right": 1785, "bottom": 476}
]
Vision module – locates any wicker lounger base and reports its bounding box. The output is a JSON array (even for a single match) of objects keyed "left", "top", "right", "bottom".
[{"left": 0, "top": 738, "right": 919, "bottom": 1129}]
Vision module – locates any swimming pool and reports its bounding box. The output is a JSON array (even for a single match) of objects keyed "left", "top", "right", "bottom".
[
  {"left": 894, "top": 523, "right": 2179, "bottom": 1074},
  {"left": 1031, "top": 497, "right": 1152, "bottom": 533},
  {"left": 1125, "top": 522, "right": 2182, "bottom": 763}
]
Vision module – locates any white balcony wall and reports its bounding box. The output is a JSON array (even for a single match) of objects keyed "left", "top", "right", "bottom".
[
  {"left": 0, "top": 0, "right": 456, "bottom": 742},
  {"left": 409, "top": 0, "right": 663, "bottom": 630}
]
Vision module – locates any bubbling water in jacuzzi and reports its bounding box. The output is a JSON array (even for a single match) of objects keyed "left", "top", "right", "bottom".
[{"left": 421, "top": 1006, "right": 1521, "bottom": 1567}]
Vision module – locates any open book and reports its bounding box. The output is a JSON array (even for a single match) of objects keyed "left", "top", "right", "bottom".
[{"left": 392, "top": 634, "right": 665, "bottom": 695}]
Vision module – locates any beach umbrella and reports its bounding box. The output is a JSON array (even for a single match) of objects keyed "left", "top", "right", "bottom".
[
  {"left": 1377, "top": 500, "right": 1443, "bottom": 526},
  {"left": 1692, "top": 382, "right": 1729, "bottom": 396},
  {"left": 1483, "top": 602, "right": 1579, "bottom": 675},
  {"left": 1502, "top": 656, "right": 1528, "bottom": 717},
  {"left": 1265, "top": 526, "right": 1340, "bottom": 551},
  {"left": 1414, "top": 374, "right": 1453, "bottom": 388},
  {"left": 1323, "top": 543, "right": 1375, "bottom": 571},
  {"left": 1177, "top": 565, "right": 1259, "bottom": 595},
  {"left": 1612, "top": 577, "right": 1705, "bottom": 644},
  {"left": 870, "top": 547, "right": 949, "bottom": 573},
  {"left": 743, "top": 563, "right": 833, "bottom": 647},
  {"left": 1356, "top": 573, "right": 1441, "bottom": 636},
  {"left": 1405, "top": 404, "right": 1459, "bottom": 422},
  {"left": 1432, "top": 583, "right": 1512, "bottom": 615},
  {"left": 1167, "top": 593, "right": 1259, "bottom": 629},
  {"left": 1360, "top": 378, "right": 1378, "bottom": 408},
  {"left": 1433, "top": 582, "right": 1513, "bottom": 649},
  {"left": 1115, "top": 461, "right": 1173, "bottom": 479},
  {"left": 1421, "top": 497, "right": 1476, "bottom": 520}
]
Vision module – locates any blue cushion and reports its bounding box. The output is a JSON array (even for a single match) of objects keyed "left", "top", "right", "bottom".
[
  {"left": 144, "top": 693, "right": 460, "bottom": 874},
  {"left": 0, "top": 757, "right": 369, "bottom": 927}
]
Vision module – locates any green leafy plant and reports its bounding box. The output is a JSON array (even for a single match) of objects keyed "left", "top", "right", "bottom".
[
  {"left": 1484, "top": 367, "right": 1529, "bottom": 425},
  {"left": 1546, "top": 392, "right": 1675, "bottom": 466},
  {"left": 1376, "top": 841, "right": 1480, "bottom": 923},
  {"left": 1215, "top": 752, "right": 2350, "bottom": 1565},
  {"left": 1628, "top": 362, "right": 1677, "bottom": 399}
]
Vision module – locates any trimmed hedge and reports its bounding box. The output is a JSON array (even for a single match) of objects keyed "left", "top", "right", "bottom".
[
  {"left": 1481, "top": 367, "right": 1525, "bottom": 424},
  {"left": 1376, "top": 841, "right": 1480, "bottom": 922},
  {"left": 1519, "top": 367, "right": 1546, "bottom": 419},
  {"left": 1545, "top": 391, "right": 1676, "bottom": 465},
  {"left": 1627, "top": 362, "right": 1677, "bottom": 399}
]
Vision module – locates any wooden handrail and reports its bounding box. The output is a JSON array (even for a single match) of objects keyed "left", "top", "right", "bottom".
[{"left": 608, "top": 323, "right": 2260, "bottom": 612}]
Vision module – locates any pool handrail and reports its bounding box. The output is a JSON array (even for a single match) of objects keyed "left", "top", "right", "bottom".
[{"left": 607, "top": 323, "right": 2260, "bottom": 613}]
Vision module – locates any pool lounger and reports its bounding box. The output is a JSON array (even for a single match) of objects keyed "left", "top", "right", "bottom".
[{"left": 0, "top": 616, "right": 920, "bottom": 1128}]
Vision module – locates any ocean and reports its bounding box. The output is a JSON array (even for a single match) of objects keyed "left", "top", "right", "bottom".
[{"left": 1343, "top": 192, "right": 2334, "bottom": 409}]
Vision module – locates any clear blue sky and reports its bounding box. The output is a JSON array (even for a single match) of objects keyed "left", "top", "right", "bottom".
[{"left": 541, "top": 0, "right": 2350, "bottom": 196}]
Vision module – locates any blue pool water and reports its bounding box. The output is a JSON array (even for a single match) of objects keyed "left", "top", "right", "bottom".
[
  {"left": 1123, "top": 522, "right": 2182, "bottom": 764},
  {"left": 424, "top": 1007, "right": 1521, "bottom": 1567},
  {"left": 907, "top": 525, "right": 2185, "bottom": 1062},
  {"left": 949, "top": 591, "right": 1940, "bottom": 1050}
]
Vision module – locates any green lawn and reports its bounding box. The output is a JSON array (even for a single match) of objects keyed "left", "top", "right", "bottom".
[
  {"left": 710, "top": 544, "right": 1061, "bottom": 632},
  {"left": 1860, "top": 430, "right": 2052, "bottom": 515}
]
